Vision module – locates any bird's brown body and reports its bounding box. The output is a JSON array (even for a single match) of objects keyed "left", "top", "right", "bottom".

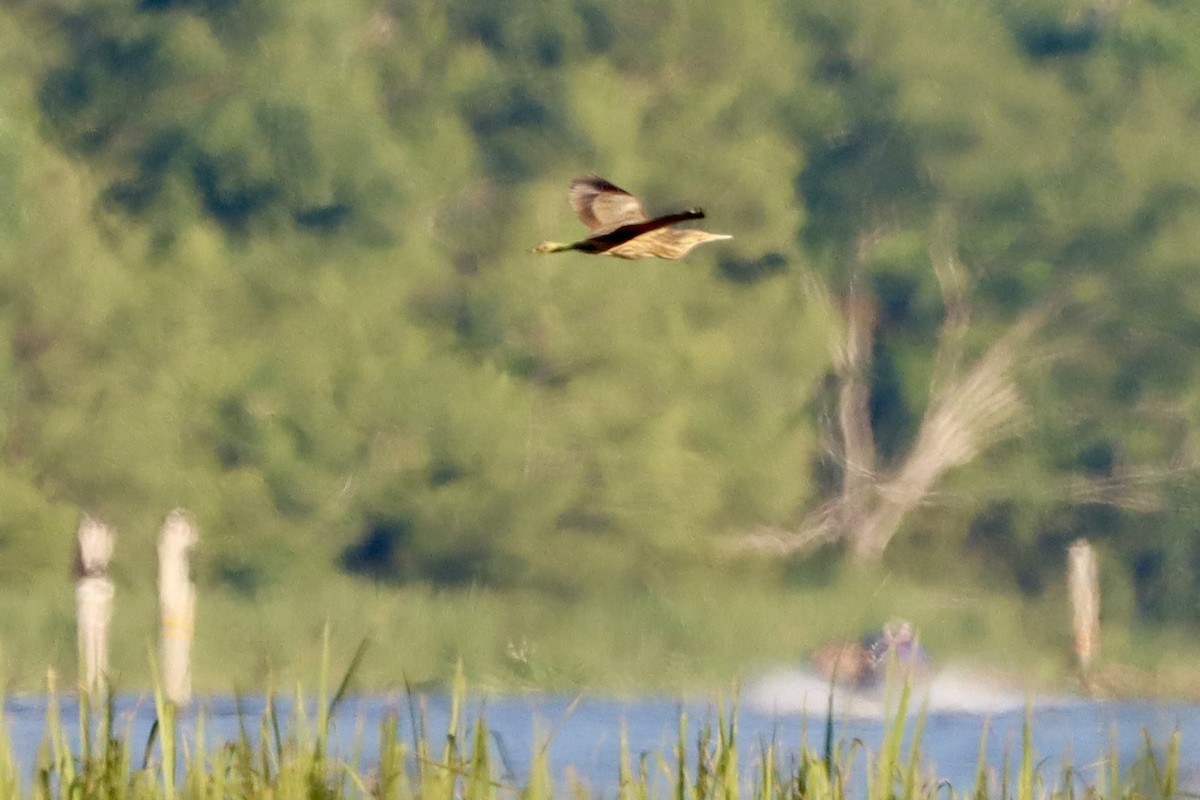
[{"left": 532, "top": 175, "right": 731, "bottom": 259}]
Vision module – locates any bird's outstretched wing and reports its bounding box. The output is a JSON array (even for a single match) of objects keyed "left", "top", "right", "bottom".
[{"left": 569, "top": 175, "right": 647, "bottom": 233}]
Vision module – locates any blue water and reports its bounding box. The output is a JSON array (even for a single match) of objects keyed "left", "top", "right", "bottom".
[{"left": 6, "top": 668, "right": 1199, "bottom": 795}]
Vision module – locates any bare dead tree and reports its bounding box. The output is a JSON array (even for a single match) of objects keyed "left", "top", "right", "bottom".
[
  {"left": 835, "top": 279, "right": 878, "bottom": 542},
  {"left": 732, "top": 223, "right": 1040, "bottom": 563},
  {"left": 845, "top": 315, "right": 1036, "bottom": 560}
]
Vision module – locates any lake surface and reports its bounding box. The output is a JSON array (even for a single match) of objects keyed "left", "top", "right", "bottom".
[{"left": 5, "top": 668, "right": 1199, "bottom": 794}]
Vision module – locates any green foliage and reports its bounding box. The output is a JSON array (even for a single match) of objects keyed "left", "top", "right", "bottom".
[{"left": 4, "top": 0, "right": 1200, "bottom": 652}]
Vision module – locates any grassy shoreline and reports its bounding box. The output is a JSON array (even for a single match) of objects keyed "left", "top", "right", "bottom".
[
  {"left": 2, "top": 571, "right": 1199, "bottom": 698},
  {"left": 0, "top": 662, "right": 1190, "bottom": 800}
]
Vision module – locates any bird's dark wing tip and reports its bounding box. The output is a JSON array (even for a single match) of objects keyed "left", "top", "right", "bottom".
[{"left": 572, "top": 174, "right": 630, "bottom": 196}]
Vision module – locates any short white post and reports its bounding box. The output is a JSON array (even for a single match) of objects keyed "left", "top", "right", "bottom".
[
  {"left": 1067, "top": 538, "right": 1100, "bottom": 676},
  {"left": 158, "top": 510, "right": 197, "bottom": 706},
  {"left": 75, "top": 515, "right": 115, "bottom": 696}
]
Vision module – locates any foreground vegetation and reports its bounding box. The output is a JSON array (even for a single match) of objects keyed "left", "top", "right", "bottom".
[{"left": 2, "top": 659, "right": 1189, "bottom": 800}]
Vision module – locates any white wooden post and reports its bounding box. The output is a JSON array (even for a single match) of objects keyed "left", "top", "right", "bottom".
[
  {"left": 1067, "top": 538, "right": 1100, "bottom": 675},
  {"left": 158, "top": 510, "right": 197, "bottom": 706},
  {"left": 75, "top": 515, "right": 115, "bottom": 695}
]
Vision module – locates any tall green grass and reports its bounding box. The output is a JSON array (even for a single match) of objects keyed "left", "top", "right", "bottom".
[
  {"left": 8, "top": 570, "right": 1200, "bottom": 696},
  {"left": 8, "top": 659, "right": 1186, "bottom": 800}
]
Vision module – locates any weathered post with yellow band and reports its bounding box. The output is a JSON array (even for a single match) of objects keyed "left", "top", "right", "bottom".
[
  {"left": 158, "top": 510, "right": 198, "bottom": 707},
  {"left": 1067, "top": 538, "right": 1100, "bottom": 679},
  {"left": 75, "top": 515, "right": 115, "bottom": 696}
]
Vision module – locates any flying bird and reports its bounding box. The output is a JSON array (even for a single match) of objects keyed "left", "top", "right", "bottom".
[{"left": 531, "top": 175, "right": 732, "bottom": 259}]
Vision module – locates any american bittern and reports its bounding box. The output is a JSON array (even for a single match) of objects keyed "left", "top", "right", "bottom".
[{"left": 531, "top": 175, "right": 732, "bottom": 259}]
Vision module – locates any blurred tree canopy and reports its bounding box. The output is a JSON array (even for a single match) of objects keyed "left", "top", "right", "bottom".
[{"left": 3, "top": 0, "right": 1200, "bottom": 625}]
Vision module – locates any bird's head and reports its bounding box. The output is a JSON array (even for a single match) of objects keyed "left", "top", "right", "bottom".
[{"left": 530, "top": 241, "right": 571, "bottom": 254}]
